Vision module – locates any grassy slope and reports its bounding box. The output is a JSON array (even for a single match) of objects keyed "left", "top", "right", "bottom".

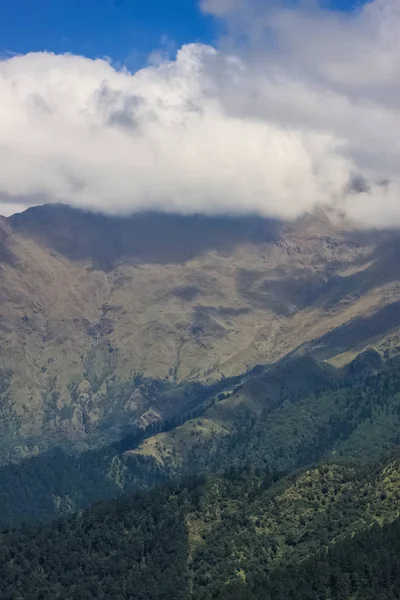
[
  {"left": 131, "top": 353, "right": 400, "bottom": 474},
  {"left": 127, "top": 355, "right": 343, "bottom": 466}
]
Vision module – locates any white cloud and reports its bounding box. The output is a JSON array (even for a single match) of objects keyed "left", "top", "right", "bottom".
[{"left": 0, "top": 0, "right": 400, "bottom": 226}]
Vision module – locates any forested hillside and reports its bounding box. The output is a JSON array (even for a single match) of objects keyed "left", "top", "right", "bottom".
[
  {"left": 1, "top": 351, "right": 400, "bottom": 526},
  {"left": 1, "top": 283, "right": 400, "bottom": 600},
  {"left": 131, "top": 351, "right": 400, "bottom": 474},
  {"left": 1, "top": 456, "right": 399, "bottom": 600}
]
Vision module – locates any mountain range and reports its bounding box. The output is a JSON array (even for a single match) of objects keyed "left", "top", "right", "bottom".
[
  {"left": 1, "top": 204, "right": 400, "bottom": 464},
  {"left": 1, "top": 205, "right": 400, "bottom": 598}
]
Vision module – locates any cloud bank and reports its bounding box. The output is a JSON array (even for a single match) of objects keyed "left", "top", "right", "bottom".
[{"left": 1, "top": 0, "right": 400, "bottom": 227}]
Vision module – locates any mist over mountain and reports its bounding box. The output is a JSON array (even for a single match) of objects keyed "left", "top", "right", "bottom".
[
  {"left": 2, "top": 0, "right": 400, "bottom": 227},
  {"left": 2, "top": 1, "right": 400, "bottom": 599}
]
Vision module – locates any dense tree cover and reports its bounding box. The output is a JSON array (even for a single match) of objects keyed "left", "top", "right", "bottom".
[
  {"left": 231, "top": 517, "right": 400, "bottom": 600},
  {"left": 0, "top": 445, "right": 168, "bottom": 527},
  {"left": 1, "top": 354, "right": 400, "bottom": 526},
  {"left": 1, "top": 457, "right": 399, "bottom": 600},
  {"left": 0, "top": 484, "right": 189, "bottom": 600},
  {"left": 171, "top": 355, "right": 400, "bottom": 476},
  {"left": 187, "top": 456, "right": 400, "bottom": 597},
  {"left": 1, "top": 353, "right": 400, "bottom": 598}
]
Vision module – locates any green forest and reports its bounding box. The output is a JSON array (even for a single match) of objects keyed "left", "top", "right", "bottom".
[
  {"left": 1, "top": 351, "right": 400, "bottom": 598},
  {"left": 1, "top": 352, "right": 400, "bottom": 525},
  {"left": 1, "top": 455, "right": 399, "bottom": 599}
]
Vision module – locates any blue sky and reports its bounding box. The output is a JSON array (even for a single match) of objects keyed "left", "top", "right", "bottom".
[
  {"left": 0, "top": 0, "right": 216, "bottom": 69},
  {"left": 1, "top": 0, "right": 397, "bottom": 225},
  {"left": 1, "top": 0, "right": 367, "bottom": 69}
]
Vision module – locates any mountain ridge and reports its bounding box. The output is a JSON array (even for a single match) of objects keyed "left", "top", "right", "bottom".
[
  {"left": 1, "top": 203, "right": 400, "bottom": 462},
  {"left": 1, "top": 349, "right": 400, "bottom": 526}
]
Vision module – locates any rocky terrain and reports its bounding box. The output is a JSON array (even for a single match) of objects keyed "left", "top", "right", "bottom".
[{"left": 1, "top": 203, "right": 400, "bottom": 461}]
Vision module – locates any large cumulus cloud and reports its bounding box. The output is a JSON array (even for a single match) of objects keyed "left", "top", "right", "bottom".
[{"left": 0, "top": 0, "right": 400, "bottom": 226}]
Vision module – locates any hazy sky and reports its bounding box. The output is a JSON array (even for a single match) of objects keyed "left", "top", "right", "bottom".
[{"left": 2, "top": 0, "right": 400, "bottom": 228}]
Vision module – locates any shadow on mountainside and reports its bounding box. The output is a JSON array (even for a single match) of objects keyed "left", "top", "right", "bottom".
[
  {"left": 10, "top": 204, "right": 281, "bottom": 269},
  {"left": 299, "top": 300, "right": 400, "bottom": 360},
  {"left": 235, "top": 231, "right": 400, "bottom": 316},
  {"left": 0, "top": 218, "right": 16, "bottom": 265},
  {"left": 9, "top": 204, "right": 400, "bottom": 320}
]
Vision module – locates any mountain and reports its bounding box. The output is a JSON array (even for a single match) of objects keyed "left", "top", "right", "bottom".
[
  {"left": 1, "top": 204, "right": 400, "bottom": 463},
  {"left": 1, "top": 350, "right": 400, "bottom": 526},
  {"left": 129, "top": 349, "right": 400, "bottom": 473},
  {"left": 1, "top": 454, "right": 399, "bottom": 600},
  {"left": 2, "top": 205, "right": 400, "bottom": 597}
]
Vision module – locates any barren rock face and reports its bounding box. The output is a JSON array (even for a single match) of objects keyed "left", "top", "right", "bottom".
[{"left": 0, "top": 204, "right": 399, "bottom": 462}]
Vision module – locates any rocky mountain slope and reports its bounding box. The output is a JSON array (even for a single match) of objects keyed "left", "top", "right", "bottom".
[{"left": 1, "top": 203, "right": 400, "bottom": 461}]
